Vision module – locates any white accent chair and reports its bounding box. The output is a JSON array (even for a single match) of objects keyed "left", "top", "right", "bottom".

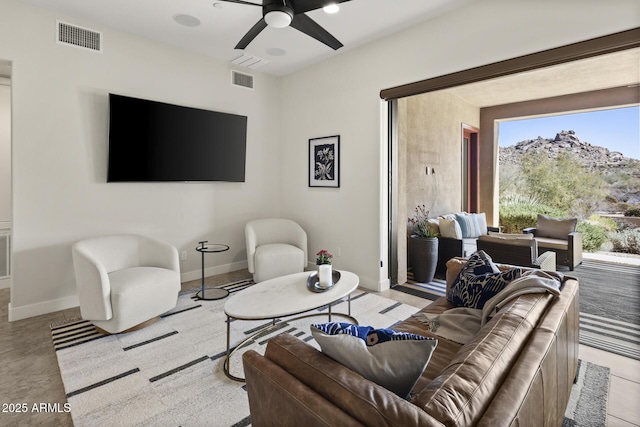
[
  {"left": 72, "top": 234, "right": 181, "bottom": 334},
  {"left": 245, "top": 219, "right": 308, "bottom": 283}
]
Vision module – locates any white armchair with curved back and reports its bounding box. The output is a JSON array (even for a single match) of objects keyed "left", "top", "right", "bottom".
[
  {"left": 245, "top": 219, "right": 308, "bottom": 283},
  {"left": 72, "top": 234, "right": 181, "bottom": 334}
]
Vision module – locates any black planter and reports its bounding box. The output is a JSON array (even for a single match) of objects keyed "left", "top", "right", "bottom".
[{"left": 408, "top": 235, "right": 439, "bottom": 283}]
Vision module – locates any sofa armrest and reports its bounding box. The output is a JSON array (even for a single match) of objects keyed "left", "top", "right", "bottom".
[
  {"left": 568, "top": 232, "right": 583, "bottom": 266},
  {"left": 534, "top": 251, "right": 556, "bottom": 271},
  {"left": 243, "top": 350, "right": 364, "bottom": 427},
  {"left": 523, "top": 227, "right": 537, "bottom": 236}
]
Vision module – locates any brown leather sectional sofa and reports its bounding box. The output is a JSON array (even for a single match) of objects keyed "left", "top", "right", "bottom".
[{"left": 242, "top": 260, "right": 579, "bottom": 427}]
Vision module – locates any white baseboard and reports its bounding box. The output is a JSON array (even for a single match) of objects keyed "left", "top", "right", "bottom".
[
  {"left": 0, "top": 277, "right": 10, "bottom": 289},
  {"left": 7, "top": 261, "right": 249, "bottom": 322},
  {"left": 8, "top": 294, "right": 79, "bottom": 322},
  {"left": 377, "top": 278, "right": 391, "bottom": 292},
  {"left": 180, "top": 260, "right": 249, "bottom": 284}
]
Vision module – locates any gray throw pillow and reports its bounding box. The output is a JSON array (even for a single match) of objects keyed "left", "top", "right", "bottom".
[{"left": 311, "top": 322, "right": 437, "bottom": 399}]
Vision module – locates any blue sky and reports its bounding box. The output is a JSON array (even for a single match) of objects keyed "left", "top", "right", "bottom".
[{"left": 498, "top": 106, "right": 640, "bottom": 160}]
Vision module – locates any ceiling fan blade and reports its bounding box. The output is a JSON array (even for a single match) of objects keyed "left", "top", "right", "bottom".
[
  {"left": 290, "top": 13, "right": 343, "bottom": 50},
  {"left": 235, "top": 18, "right": 268, "bottom": 49},
  {"left": 293, "top": 0, "right": 353, "bottom": 14},
  {"left": 216, "top": 0, "right": 262, "bottom": 6}
]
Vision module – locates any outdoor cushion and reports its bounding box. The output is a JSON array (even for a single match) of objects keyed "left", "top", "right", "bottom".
[
  {"left": 487, "top": 232, "right": 534, "bottom": 240},
  {"left": 535, "top": 236, "right": 569, "bottom": 251},
  {"left": 537, "top": 214, "right": 577, "bottom": 239},
  {"left": 454, "top": 213, "right": 488, "bottom": 238},
  {"left": 479, "top": 234, "right": 536, "bottom": 248},
  {"left": 439, "top": 218, "right": 462, "bottom": 239}
]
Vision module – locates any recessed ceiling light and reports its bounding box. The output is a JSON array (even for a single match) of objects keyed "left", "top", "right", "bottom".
[
  {"left": 266, "top": 47, "right": 287, "bottom": 57},
  {"left": 323, "top": 4, "right": 340, "bottom": 14},
  {"left": 174, "top": 14, "right": 201, "bottom": 27}
]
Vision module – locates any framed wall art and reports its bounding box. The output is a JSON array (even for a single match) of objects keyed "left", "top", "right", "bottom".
[{"left": 309, "top": 135, "right": 340, "bottom": 188}]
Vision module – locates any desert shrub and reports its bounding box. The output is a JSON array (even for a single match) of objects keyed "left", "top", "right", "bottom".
[
  {"left": 577, "top": 220, "right": 608, "bottom": 252},
  {"left": 498, "top": 202, "right": 566, "bottom": 234},
  {"left": 609, "top": 228, "right": 640, "bottom": 254},
  {"left": 518, "top": 152, "right": 607, "bottom": 216},
  {"left": 616, "top": 202, "right": 631, "bottom": 213},
  {"left": 587, "top": 214, "right": 618, "bottom": 232},
  {"left": 625, "top": 207, "right": 640, "bottom": 217}
]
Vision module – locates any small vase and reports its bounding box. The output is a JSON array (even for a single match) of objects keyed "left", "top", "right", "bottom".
[{"left": 318, "top": 264, "right": 332, "bottom": 288}]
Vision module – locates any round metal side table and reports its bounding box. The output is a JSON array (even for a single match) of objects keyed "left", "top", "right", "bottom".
[{"left": 195, "top": 241, "right": 230, "bottom": 300}]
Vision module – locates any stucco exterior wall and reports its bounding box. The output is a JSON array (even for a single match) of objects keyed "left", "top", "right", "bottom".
[{"left": 397, "top": 91, "right": 479, "bottom": 283}]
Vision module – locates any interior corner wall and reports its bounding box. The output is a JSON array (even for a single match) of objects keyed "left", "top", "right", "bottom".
[{"left": 0, "top": 0, "right": 282, "bottom": 320}]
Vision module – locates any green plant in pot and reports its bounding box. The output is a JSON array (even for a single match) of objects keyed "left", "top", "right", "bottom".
[{"left": 408, "top": 205, "right": 439, "bottom": 283}]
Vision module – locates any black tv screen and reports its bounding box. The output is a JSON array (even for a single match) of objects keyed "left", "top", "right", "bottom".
[{"left": 107, "top": 94, "right": 247, "bottom": 182}]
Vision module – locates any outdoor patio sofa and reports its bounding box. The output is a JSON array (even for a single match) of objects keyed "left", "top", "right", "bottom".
[
  {"left": 243, "top": 258, "right": 579, "bottom": 427},
  {"left": 477, "top": 233, "right": 557, "bottom": 271},
  {"left": 429, "top": 212, "right": 499, "bottom": 275}
]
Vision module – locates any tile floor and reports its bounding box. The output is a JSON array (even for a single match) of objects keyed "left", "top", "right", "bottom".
[{"left": 0, "top": 270, "right": 638, "bottom": 426}]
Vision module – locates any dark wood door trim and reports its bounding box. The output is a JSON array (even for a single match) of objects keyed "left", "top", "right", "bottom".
[{"left": 380, "top": 27, "right": 640, "bottom": 101}]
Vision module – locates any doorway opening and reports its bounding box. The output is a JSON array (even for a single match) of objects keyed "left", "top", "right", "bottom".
[
  {"left": 462, "top": 124, "right": 479, "bottom": 213},
  {"left": 497, "top": 106, "right": 640, "bottom": 259}
]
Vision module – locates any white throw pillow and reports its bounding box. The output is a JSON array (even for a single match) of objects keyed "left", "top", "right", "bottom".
[
  {"left": 439, "top": 218, "right": 462, "bottom": 239},
  {"left": 476, "top": 212, "right": 488, "bottom": 235},
  {"left": 310, "top": 323, "right": 438, "bottom": 399}
]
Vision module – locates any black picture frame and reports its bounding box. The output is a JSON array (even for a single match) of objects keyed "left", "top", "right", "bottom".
[{"left": 309, "top": 135, "right": 340, "bottom": 188}]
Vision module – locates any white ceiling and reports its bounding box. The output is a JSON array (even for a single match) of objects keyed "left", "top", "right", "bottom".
[
  {"left": 10, "top": 1, "right": 640, "bottom": 106},
  {"left": 18, "top": 0, "right": 471, "bottom": 77}
]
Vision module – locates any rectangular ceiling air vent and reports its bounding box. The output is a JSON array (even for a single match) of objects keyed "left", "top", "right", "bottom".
[
  {"left": 230, "top": 53, "right": 269, "bottom": 70},
  {"left": 231, "top": 70, "right": 254, "bottom": 90},
  {"left": 57, "top": 21, "right": 102, "bottom": 52}
]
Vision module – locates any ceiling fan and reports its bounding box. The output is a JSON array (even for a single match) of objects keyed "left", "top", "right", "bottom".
[{"left": 218, "top": 0, "right": 353, "bottom": 50}]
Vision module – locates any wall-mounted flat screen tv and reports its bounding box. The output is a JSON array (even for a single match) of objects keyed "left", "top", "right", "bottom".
[{"left": 107, "top": 93, "right": 247, "bottom": 182}]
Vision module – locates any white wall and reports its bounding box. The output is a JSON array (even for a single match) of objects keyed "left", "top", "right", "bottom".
[
  {"left": 0, "top": 82, "right": 9, "bottom": 224},
  {"left": 0, "top": 0, "right": 283, "bottom": 319},
  {"left": 1, "top": 0, "right": 638, "bottom": 318},
  {"left": 279, "top": 0, "right": 640, "bottom": 291},
  {"left": 0, "top": 79, "right": 10, "bottom": 290}
]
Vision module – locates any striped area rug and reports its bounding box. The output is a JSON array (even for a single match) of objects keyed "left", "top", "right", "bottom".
[
  {"left": 50, "top": 279, "right": 424, "bottom": 427},
  {"left": 400, "top": 259, "right": 640, "bottom": 360},
  {"left": 571, "top": 259, "right": 640, "bottom": 361},
  {"left": 394, "top": 272, "right": 447, "bottom": 301}
]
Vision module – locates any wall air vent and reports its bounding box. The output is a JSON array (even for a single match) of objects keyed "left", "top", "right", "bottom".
[
  {"left": 57, "top": 21, "right": 102, "bottom": 52},
  {"left": 231, "top": 70, "right": 254, "bottom": 90}
]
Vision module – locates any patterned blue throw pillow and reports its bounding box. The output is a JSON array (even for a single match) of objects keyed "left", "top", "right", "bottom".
[
  {"left": 310, "top": 322, "right": 437, "bottom": 398},
  {"left": 447, "top": 250, "right": 521, "bottom": 309}
]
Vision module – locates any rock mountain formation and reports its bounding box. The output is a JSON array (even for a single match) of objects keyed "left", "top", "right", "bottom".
[
  {"left": 499, "top": 130, "right": 639, "bottom": 170},
  {"left": 499, "top": 130, "right": 640, "bottom": 206}
]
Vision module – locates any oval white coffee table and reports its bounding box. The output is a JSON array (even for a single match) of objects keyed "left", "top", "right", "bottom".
[{"left": 223, "top": 270, "right": 359, "bottom": 381}]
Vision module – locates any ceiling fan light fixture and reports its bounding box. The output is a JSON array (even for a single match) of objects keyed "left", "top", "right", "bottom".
[
  {"left": 265, "top": 9, "right": 293, "bottom": 28},
  {"left": 323, "top": 4, "right": 340, "bottom": 14}
]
